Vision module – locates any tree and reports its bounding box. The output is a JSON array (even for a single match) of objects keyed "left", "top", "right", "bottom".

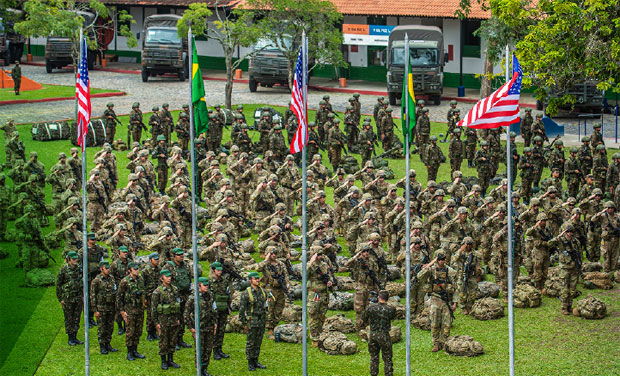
[
  {"left": 14, "top": 0, "right": 137, "bottom": 72},
  {"left": 460, "top": 0, "right": 620, "bottom": 113},
  {"left": 245, "top": 0, "right": 346, "bottom": 88},
  {"left": 178, "top": 2, "right": 263, "bottom": 110}
]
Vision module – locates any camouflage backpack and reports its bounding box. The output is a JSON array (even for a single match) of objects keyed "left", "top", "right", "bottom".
[
  {"left": 513, "top": 284, "right": 542, "bottom": 308},
  {"left": 471, "top": 297, "right": 504, "bottom": 320},
  {"left": 477, "top": 281, "right": 500, "bottom": 299},
  {"left": 341, "top": 155, "right": 359, "bottom": 174},
  {"left": 573, "top": 295, "right": 607, "bottom": 319},
  {"left": 323, "top": 314, "right": 355, "bottom": 333},
  {"left": 543, "top": 267, "right": 562, "bottom": 297},
  {"left": 318, "top": 330, "right": 358, "bottom": 355},
  {"left": 583, "top": 272, "right": 614, "bottom": 290},
  {"left": 445, "top": 335, "right": 484, "bottom": 357},
  {"left": 274, "top": 323, "right": 303, "bottom": 343}
]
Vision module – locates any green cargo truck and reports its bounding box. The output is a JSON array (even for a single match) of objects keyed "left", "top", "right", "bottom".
[{"left": 141, "top": 14, "right": 188, "bottom": 82}]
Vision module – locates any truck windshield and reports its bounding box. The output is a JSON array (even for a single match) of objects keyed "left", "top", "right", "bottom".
[
  {"left": 391, "top": 47, "right": 439, "bottom": 66},
  {"left": 146, "top": 28, "right": 181, "bottom": 45},
  {"left": 254, "top": 37, "right": 293, "bottom": 51}
]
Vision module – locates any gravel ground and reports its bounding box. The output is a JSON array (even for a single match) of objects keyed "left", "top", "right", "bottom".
[{"left": 2, "top": 64, "right": 618, "bottom": 141}]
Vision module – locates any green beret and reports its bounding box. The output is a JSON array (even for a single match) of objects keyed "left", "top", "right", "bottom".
[
  {"left": 160, "top": 269, "right": 172, "bottom": 277},
  {"left": 99, "top": 260, "right": 110, "bottom": 268},
  {"left": 172, "top": 248, "right": 184, "bottom": 255},
  {"left": 87, "top": 232, "right": 96, "bottom": 240},
  {"left": 211, "top": 261, "right": 223, "bottom": 270},
  {"left": 119, "top": 246, "right": 129, "bottom": 253},
  {"left": 148, "top": 252, "right": 159, "bottom": 260},
  {"left": 128, "top": 262, "right": 139, "bottom": 269},
  {"left": 248, "top": 271, "right": 260, "bottom": 279},
  {"left": 197, "top": 277, "right": 209, "bottom": 285},
  {"left": 67, "top": 251, "right": 79, "bottom": 259}
]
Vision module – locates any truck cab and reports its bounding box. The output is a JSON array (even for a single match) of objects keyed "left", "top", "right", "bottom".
[
  {"left": 248, "top": 37, "right": 291, "bottom": 92},
  {"left": 45, "top": 11, "right": 96, "bottom": 73},
  {"left": 141, "top": 14, "right": 188, "bottom": 82},
  {"left": 386, "top": 25, "right": 445, "bottom": 106},
  {"left": 0, "top": 8, "right": 25, "bottom": 66}
]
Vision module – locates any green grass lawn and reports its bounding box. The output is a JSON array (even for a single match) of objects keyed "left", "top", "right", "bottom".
[
  {"left": 0, "top": 84, "right": 120, "bottom": 102},
  {"left": 1, "top": 104, "right": 619, "bottom": 376}
]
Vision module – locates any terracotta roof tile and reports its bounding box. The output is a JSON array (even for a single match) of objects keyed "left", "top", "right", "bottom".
[{"left": 329, "top": 0, "right": 490, "bottom": 19}]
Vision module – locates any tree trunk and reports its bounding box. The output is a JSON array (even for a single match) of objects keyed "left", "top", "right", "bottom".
[
  {"left": 225, "top": 54, "right": 233, "bottom": 110},
  {"left": 287, "top": 58, "right": 295, "bottom": 90},
  {"left": 480, "top": 48, "right": 494, "bottom": 98}
]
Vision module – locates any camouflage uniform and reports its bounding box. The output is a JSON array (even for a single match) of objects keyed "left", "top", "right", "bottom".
[
  {"left": 160, "top": 104, "right": 174, "bottom": 143},
  {"left": 591, "top": 203, "right": 620, "bottom": 272},
  {"left": 15, "top": 205, "right": 49, "bottom": 272},
  {"left": 548, "top": 228, "right": 581, "bottom": 314},
  {"left": 168, "top": 254, "right": 195, "bottom": 347},
  {"left": 564, "top": 149, "right": 583, "bottom": 199},
  {"left": 395, "top": 237, "right": 430, "bottom": 317},
  {"left": 518, "top": 149, "right": 536, "bottom": 203},
  {"left": 521, "top": 109, "right": 534, "bottom": 147},
  {"left": 358, "top": 123, "right": 377, "bottom": 167},
  {"left": 346, "top": 247, "right": 381, "bottom": 332},
  {"left": 175, "top": 113, "right": 190, "bottom": 152},
  {"left": 417, "top": 258, "right": 456, "bottom": 351},
  {"left": 416, "top": 109, "right": 431, "bottom": 163},
  {"left": 250, "top": 180, "right": 277, "bottom": 233},
  {"left": 184, "top": 277, "right": 216, "bottom": 373},
  {"left": 548, "top": 142, "right": 566, "bottom": 180},
  {"left": 590, "top": 125, "right": 604, "bottom": 151},
  {"left": 307, "top": 249, "right": 335, "bottom": 340},
  {"left": 258, "top": 255, "right": 289, "bottom": 335},
  {"left": 344, "top": 105, "right": 358, "bottom": 149},
  {"left": 86, "top": 170, "right": 107, "bottom": 232},
  {"left": 116, "top": 266, "right": 146, "bottom": 357},
  {"left": 531, "top": 138, "right": 546, "bottom": 187},
  {"left": 363, "top": 299, "right": 396, "bottom": 376},
  {"left": 525, "top": 215, "right": 553, "bottom": 290},
  {"left": 56, "top": 253, "right": 84, "bottom": 344},
  {"left": 373, "top": 97, "right": 384, "bottom": 125},
  {"left": 142, "top": 254, "right": 161, "bottom": 339},
  {"left": 90, "top": 263, "right": 117, "bottom": 351},
  {"left": 448, "top": 129, "right": 465, "bottom": 175},
  {"left": 239, "top": 277, "right": 268, "bottom": 368},
  {"left": 424, "top": 137, "right": 445, "bottom": 182},
  {"left": 592, "top": 146, "right": 609, "bottom": 191},
  {"left": 328, "top": 120, "right": 346, "bottom": 169},
  {"left": 474, "top": 143, "right": 494, "bottom": 195},
  {"left": 151, "top": 274, "right": 181, "bottom": 358},
  {"left": 210, "top": 269, "right": 232, "bottom": 358},
  {"left": 607, "top": 156, "right": 620, "bottom": 196},
  {"left": 103, "top": 104, "right": 118, "bottom": 143},
  {"left": 380, "top": 109, "right": 395, "bottom": 149},
  {"left": 578, "top": 137, "right": 593, "bottom": 175},
  {"left": 149, "top": 107, "right": 163, "bottom": 145},
  {"left": 129, "top": 104, "right": 144, "bottom": 144}
]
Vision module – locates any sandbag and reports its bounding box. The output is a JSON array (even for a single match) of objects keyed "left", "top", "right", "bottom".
[
  {"left": 31, "top": 121, "right": 70, "bottom": 141},
  {"left": 323, "top": 314, "right": 355, "bottom": 334},
  {"left": 582, "top": 262, "right": 603, "bottom": 273},
  {"left": 25, "top": 268, "right": 55, "bottom": 287},
  {"left": 543, "top": 267, "right": 562, "bottom": 297},
  {"left": 444, "top": 335, "right": 484, "bottom": 357},
  {"left": 471, "top": 297, "right": 504, "bottom": 320},
  {"left": 513, "top": 284, "right": 541, "bottom": 308},
  {"left": 275, "top": 323, "right": 303, "bottom": 343},
  {"left": 477, "top": 281, "right": 500, "bottom": 299},
  {"left": 328, "top": 292, "right": 354, "bottom": 311},
  {"left": 583, "top": 272, "right": 614, "bottom": 290},
  {"left": 71, "top": 119, "right": 107, "bottom": 147},
  {"left": 573, "top": 295, "right": 607, "bottom": 319},
  {"left": 282, "top": 303, "right": 302, "bottom": 323},
  {"left": 318, "top": 330, "right": 357, "bottom": 355},
  {"left": 412, "top": 306, "right": 431, "bottom": 331}
]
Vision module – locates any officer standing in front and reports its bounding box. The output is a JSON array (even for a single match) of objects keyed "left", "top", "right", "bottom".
[
  {"left": 239, "top": 271, "right": 268, "bottom": 371},
  {"left": 363, "top": 290, "right": 396, "bottom": 376}
]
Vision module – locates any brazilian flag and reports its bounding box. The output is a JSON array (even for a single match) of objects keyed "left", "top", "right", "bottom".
[
  {"left": 401, "top": 58, "right": 416, "bottom": 146},
  {"left": 191, "top": 37, "right": 208, "bottom": 135}
]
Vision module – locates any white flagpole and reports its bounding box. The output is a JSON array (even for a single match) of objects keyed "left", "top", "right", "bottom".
[
  {"left": 404, "top": 34, "right": 412, "bottom": 376},
  {"left": 78, "top": 27, "right": 90, "bottom": 376},
  {"left": 301, "top": 30, "right": 309, "bottom": 376},
  {"left": 187, "top": 26, "right": 202, "bottom": 376},
  {"left": 505, "top": 44, "right": 515, "bottom": 376}
]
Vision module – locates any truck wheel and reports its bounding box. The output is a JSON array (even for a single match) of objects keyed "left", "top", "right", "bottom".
[
  {"left": 141, "top": 68, "right": 148, "bottom": 82},
  {"left": 178, "top": 68, "right": 185, "bottom": 82},
  {"left": 536, "top": 100, "right": 543, "bottom": 111},
  {"left": 388, "top": 92, "right": 397, "bottom": 106},
  {"left": 249, "top": 77, "right": 258, "bottom": 92},
  {"left": 45, "top": 59, "right": 53, "bottom": 73},
  {"left": 433, "top": 96, "right": 441, "bottom": 106}
]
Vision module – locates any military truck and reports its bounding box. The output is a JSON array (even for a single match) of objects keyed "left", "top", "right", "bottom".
[
  {"left": 141, "top": 14, "right": 188, "bottom": 82},
  {"left": 45, "top": 11, "right": 96, "bottom": 73},
  {"left": 385, "top": 25, "right": 445, "bottom": 106},
  {"left": 0, "top": 8, "right": 25, "bottom": 66},
  {"left": 248, "top": 37, "right": 292, "bottom": 92},
  {"left": 537, "top": 81, "right": 604, "bottom": 113}
]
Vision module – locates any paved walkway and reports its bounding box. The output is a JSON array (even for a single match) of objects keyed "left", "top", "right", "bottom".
[{"left": 2, "top": 58, "right": 619, "bottom": 147}]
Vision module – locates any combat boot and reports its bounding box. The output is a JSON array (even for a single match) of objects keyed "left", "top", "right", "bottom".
[
  {"left": 213, "top": 347, "right": 222, "bottom": 360},
  {"left": 117, "top": 321, "right": 125, "bottom": 335},
  {"left": 248, "top": 359, "right": 256, "bottom": 371},
  {"left": 126, "top": 346, "right": 135, "bottom": 361},
  {"left": 147, "top": 331, "right": 155, "bottom": 341},
  {"left": 100, "top": 344, "right": 109, "bottom": 355},
  {"left": 201, "top": 368, "right": 211, "bottom": 376},
  {"left": 218, "top": 347, "right": 230, "bottom": 358},
  {"left": 161, "top": 355, "right": 169, "bottom": 370},
  {"left": 107, "top": 343, "right": 118, "bottom": 352},
  {"left": 167, "top": 354, "right": 180, "bottom": 368},
  {"left": 431, "top": 344, "right": 441, "bottom": 352},
  {"left": 178, "top": 339, "right": 192, "bottom": 349},
  {"left": 133, "top": 346, "right": 145, "bottom": 359},
  {"left": 255, "top": 359, "right": 266, "bottom": 369},
  {"left": 73, "top": 336, "right": 84, "bottom": 345},
  {"left": 68, "top": 335, "right": 77, "bottom": 346}
]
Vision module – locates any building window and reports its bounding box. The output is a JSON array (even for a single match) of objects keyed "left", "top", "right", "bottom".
[
  {"left": 367, "top": 15, "right": 386, "bottom": 26},
  {"left": 157, "top": 7, "right": 172, "bottom": 14},
  {"left": 462, "top": 19, "right": 481, "bottom": 58},
  {"left": 368, "top": 46, "right": 384, "bottom": 66}
]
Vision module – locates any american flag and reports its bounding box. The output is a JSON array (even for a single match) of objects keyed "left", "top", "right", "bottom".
[
  {"left": 459, "top": 54, "right": 523, "bottom": 129},
  {"left": 289, "top": 45, "right": 307, "bottom": 154},
  {"left": 76, "top": 37, "right": 90, "bottom": 150}
]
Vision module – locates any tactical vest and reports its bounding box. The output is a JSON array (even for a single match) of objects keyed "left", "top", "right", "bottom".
[
  {"left": 171, "top": 262, "right": 191, "bottom": 292},
  {"left": 430, "top": 267, "right": 453, "bottom": 298},
  {"left": 156, "top": 286, "right": 181, "bottom": 315},
  {"left": 246, "top": 286, "right": 268, "bottom": 321}
]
